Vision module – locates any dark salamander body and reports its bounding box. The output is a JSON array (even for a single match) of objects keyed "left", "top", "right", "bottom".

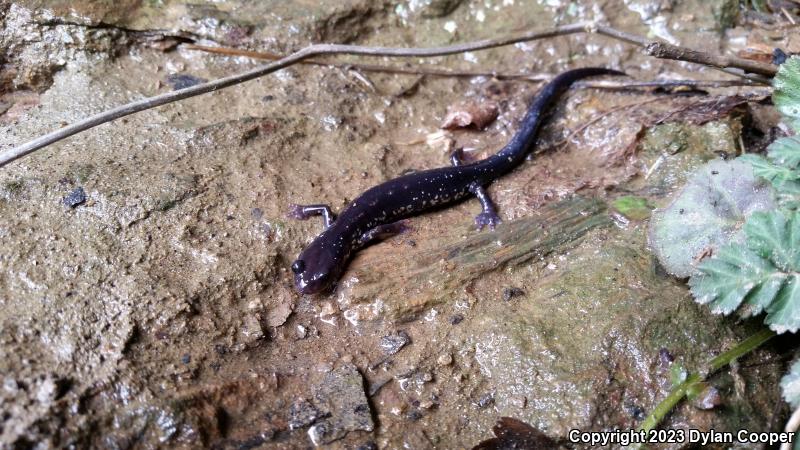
[{"left": 290, "top": 67, "right": 623, "bottom": 294}]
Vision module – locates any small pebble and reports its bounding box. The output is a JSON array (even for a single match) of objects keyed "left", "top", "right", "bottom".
[
  {"left": 449, "top": 314, "right": 464, "bottom": 325},
  {"left": 502, "top": 287, "right": 525, "bottom": 301},
  {"left": 624, "top": 402, "right": 646, "bottom": 420},
  {"left": 437, "top": 353, "right": 453, "bottom": 366},
  {"left": 476, "top": 393, "right": 494, "bottom": 409},
  {"left": 288, "top": 398, "right": 323, "bottom": 430},
  {"left": 773, "top": 48, "right": 788, "bottom": 65},
  {"left": 380, "top": 331, "right": 411, "bottom": 355},
  {"left": 658, "top": 348, "right": 674, "bottom": 367},
  {"left": 420, "top": 400, "right": 436, "bottom": 409},
  {"left": 406, "top": 409, "right": 423, "bottom": 421},
  {"left": 3, "top": 378, "right": 18, "bottom": 394},
  {"left": 692, "top": 385, "right": 722, "bottom": 410},
  {"left": 62, "top": 187, "right": 86, "bottom": 208},
  {"left": 181, "top": 354, "right": 191, "bottom": 364}
]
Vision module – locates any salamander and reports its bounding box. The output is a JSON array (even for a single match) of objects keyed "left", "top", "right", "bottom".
[{"left": 289, "top": 67, "right": 624, "bottom": 294}]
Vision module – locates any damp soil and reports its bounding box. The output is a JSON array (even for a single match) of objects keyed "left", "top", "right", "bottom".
[{"left": 0, "top": 0, "right": 796, "bottom": 449}]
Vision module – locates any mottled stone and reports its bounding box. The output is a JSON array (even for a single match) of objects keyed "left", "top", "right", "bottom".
[
  {"left": 379, "top": 331, "right": 411, "bottom": 355},
  {"left": 308, "top": 363, "right": 373, "bottom": 445},
  {"left": 62, "top": 187, "right": 86, "bottom": 208}
]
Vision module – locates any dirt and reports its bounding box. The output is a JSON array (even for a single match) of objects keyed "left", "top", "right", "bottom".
[{"left": 0, "top": 0, "right": 795, "bottom": 449}]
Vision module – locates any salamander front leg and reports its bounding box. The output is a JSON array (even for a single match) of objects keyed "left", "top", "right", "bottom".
[
  {"left": 470, "top": 183, "right": 501, "bottom": 230},
  {"left": 358, "top": 221, "right": 409, "bottom": 247},
  {"left": 450, "top": 149, "right": 502, "bottom": 230},
  {"left": 287, "top": 203, "right": 336, "bottom": 228}
]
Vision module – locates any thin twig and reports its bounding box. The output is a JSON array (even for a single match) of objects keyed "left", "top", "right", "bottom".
[
  {"left": 576, "top": 79, "right": 760, "bottom": 89},
  {"left": 0, "top": 21, "right": 775, "bottom": 168},
  {"left": 645, "top": 42, "right": 777, "bottom": 76},
  {"left": 186, "top": 43, "right": 761, "bottom": 89},
  {"left": 0, "top": 21, "right": 593, "bottom": 168},
  {"left": 184, "top": 43, "right": 554, "bottom": 82},
  {"left": 782, "top": 8, "right": 797, "bottom": 25}
]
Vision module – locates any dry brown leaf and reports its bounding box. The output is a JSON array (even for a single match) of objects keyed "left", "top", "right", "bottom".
[{"left": 441, "top": 100, "right": 499, "bottom": 130}]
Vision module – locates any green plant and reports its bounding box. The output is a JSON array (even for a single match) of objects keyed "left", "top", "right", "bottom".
[
  {"left": 689, "top": 58, "right": 800, "bottom": 333},
  {"left": 645, "top": 56, "right": 800, "bottom": 439}
]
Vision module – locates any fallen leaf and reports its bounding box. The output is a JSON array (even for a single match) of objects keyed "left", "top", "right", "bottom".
[
  {"left": 441, "top": 100, "right": 499, "bottom": 130},
  {"left": 473, "top": 417, "right": 560, "bottom": 450}
]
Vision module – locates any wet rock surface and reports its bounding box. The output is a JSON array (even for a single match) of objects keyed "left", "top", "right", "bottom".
[
  {"left": 308, "top": 364, "right": 374, "bottom": 445},
  {"left": 0, "top": 0, "right": 792, "bottom": 448}
]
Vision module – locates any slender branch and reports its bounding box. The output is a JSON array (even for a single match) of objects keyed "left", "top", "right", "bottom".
[
  {"left": 186, "top": 43, "right": 761, "bottom": 89},
  {"left": 0, "top": 21, "right": 775, "bottom": 168},
  {"left": 0, "top": 21, "right": 594, "bottom": 168},
  {"left": 632, "top": 328, "right": 776, "bottom": 450},
  {"left": 577, "top": 79, "right": 761, "bottom": 89},
  {"left": 645, "top": 42, "right": 778, "bottom": 77},
  {"left": 183, "top": 43, "right": 554, "bottom": 82}
]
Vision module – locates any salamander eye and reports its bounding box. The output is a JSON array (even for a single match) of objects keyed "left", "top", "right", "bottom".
[{"left": 291, "top": 260, "right": 305, "bottom": 274}]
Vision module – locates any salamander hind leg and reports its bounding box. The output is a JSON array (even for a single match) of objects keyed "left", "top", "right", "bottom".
[
  {"left": 358, "top": 221, "right": 410, "bottom": 247},
  {"left": 470, "top": 182, "right": 501, "bottom": 231},
  {"left": 287, "top": 203, "right": 336, "bottom": 228}
]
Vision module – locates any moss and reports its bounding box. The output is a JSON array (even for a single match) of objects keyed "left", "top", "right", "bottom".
[{"left": 612, "top": 196, "right": 654, "bottom": 220}]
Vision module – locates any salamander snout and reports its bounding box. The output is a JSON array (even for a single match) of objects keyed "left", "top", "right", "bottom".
[
  {"left": 291, "top": 241, "right": 341, "bottom": 295},
  {"left": 292, "top": 259, "right": 333, "bottom": 294}
]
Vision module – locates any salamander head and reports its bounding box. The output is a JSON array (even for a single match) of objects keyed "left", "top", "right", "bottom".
[{"left": 291, "top": 242, "right": 343, "bottom": 295}]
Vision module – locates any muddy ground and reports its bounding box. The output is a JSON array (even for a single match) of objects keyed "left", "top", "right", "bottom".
[{"left": 1, "top": 0, "right": 799, "bottom": 449}]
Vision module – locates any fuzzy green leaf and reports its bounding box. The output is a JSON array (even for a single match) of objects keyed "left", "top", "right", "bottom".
[
  {"left": 689, "top": 210, "right": 800, "bottom": 333},
  {"left": 745, "top": 211, "right": 800, "bottom": 272},
  {"left": 739, "top": 154, "right": 800, "bottom": 186},
  {"left": 765, "top": 274, "right": 800, "bottom": 333},
  {"left": 743, "top": 137, "right": 800, "bottom": 200},
  {"left": 689, "top": 245, "right": 785, "bottom": 315},
  {"left": 781, "top": 359, "right": 800, "bottom": 408},
  {"left": 774, "top": 57, "right": 800, "bottom": 132},
  {"left": 768, "top": 136, "right": 800, "bottom": 169},
  {"left": 649, "top": 159, "right": 776, "bottom": 277}
]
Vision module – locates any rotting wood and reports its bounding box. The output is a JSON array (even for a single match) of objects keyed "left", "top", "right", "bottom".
[{"left": 338, "top": 196, "right": 611, "bottom": 321}]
